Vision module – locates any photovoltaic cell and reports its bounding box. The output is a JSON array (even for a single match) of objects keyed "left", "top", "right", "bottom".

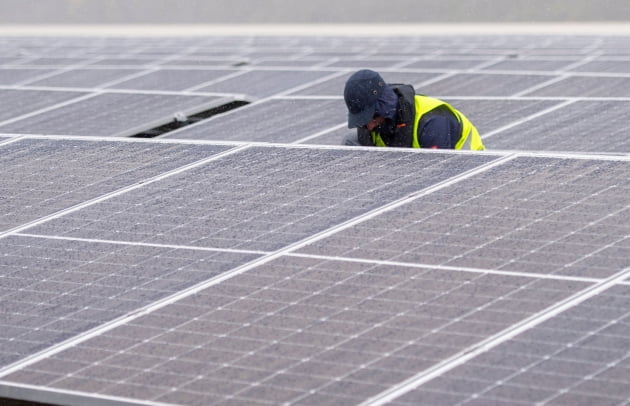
[{"left": 301, "top": 125, "right": 348, "bottom": 146}]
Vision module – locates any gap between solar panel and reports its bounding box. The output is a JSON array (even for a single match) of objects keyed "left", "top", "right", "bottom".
[
  {"left": 130, "top": 100, "right": 249, "bottom": 138},
  {"left": 0, "top": 397, "right": 50, "bottom": 406}
]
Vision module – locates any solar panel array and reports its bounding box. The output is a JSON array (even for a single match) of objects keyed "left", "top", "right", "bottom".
[{"left": 0, "top": 33, "right": 629, "bottom": 406}]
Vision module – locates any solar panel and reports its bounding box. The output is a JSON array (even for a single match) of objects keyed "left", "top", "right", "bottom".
[{"left": 1, "top": 31, "right": 630, "bottom": 406}]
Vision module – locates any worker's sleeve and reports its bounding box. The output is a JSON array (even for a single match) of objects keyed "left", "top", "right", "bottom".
[
  {"left": 417, "top": 107, "right": 460, "bottom": 149},
  {"left": 357, "top": 127, "right": 375, "bottom": 146}
]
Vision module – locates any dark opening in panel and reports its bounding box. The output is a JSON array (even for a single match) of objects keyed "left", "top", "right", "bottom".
[{"left": 130, "top": 100, "right": 249, "bottom": 138}]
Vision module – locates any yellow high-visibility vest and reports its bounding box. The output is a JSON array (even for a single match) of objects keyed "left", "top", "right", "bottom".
[{"left": 372, "top": 95, "right": 485, "bottom": 150}]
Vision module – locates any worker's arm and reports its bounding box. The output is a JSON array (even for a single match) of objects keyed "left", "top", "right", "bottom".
[
  {"left": 356, "top": 127, "right": 375, "bottom": 146},
  {"left": 417, "top": 107, "right": 462, "bottom": 149}
]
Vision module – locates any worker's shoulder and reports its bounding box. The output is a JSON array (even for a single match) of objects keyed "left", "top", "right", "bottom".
[{"left": 390, "top": 83, "right": 416, "bottom": 99}]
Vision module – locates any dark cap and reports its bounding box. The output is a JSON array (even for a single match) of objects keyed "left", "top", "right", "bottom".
[{"left": 344, "top": 69, "right": 386, "bottom": 129}]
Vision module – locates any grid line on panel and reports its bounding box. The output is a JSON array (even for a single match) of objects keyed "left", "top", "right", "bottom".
[
  {"left": 0, "top": 92, "right": 97, "bottom": 127},
  {"left": 511, "top": 74, "right": 573, "bottom": 97},
  {"left": 294, "top": 122, "right": 347, "bottom": 144},
  {"left": 556, "top": 54, "right": 602, "bottom": 73},
  {"left": 14, "top": 233, "right": 268, "bottom": 257},
  {"left": 14, "top": 56, "right": 104, "bottom": 87},
  {"left": 0, "top": 136, "right": 24, "bottom": 146},
  {"left": 0, "top": 380, "right": 166, "bottom": 406},
  {"left": 10, "top": 84, "right": 231, "bottom": 99},
  {"left": 98, "top": 68, "right": 163, "bottom": 90},
  {"left": 360, "top": 266, "right": 630, "bottom": 406},
  {"left": 288, "top": 253, "right": 602, "bottom": 284},
  {"left": 0, "top": 144, "right": 250, "bottom": 239},
  {"left": 508, "top": 150, "right": 630, "bottom": 162},
  {"left": 482, "top": 99, "right": 578, "bottom": 140},
  {"left": 182, "top": 69, "right": 249, "bottom": 92}
]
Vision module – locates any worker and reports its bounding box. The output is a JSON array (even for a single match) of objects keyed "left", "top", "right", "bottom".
[{"left": 342, "top": 69, "right": 485, "bottom": 150}]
